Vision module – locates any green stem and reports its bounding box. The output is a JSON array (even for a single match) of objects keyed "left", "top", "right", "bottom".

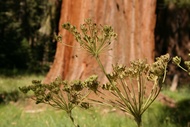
[
  {"left": 95, "top": 56, "right": 146, "bottom": 127},
  {"left": 95, "top": 56, "right": 136, "bottom": 115},
  {"left": 178, "top": 64, "right": 188, "bottom": 72},
  {"left": 135, "top": 116, "right": 142, "bottom": 127},
  {"left": 68, "top": 111, "right": 80, "bottom": 127},
  {"left": 95, "top": 56, "right": 108, "bottom": 76}
]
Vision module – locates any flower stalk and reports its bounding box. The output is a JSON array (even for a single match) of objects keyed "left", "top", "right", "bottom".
[
  {"left": 172, "top": 55, "right": 190, "bottom": 75},
  {"left": 62, "top": 19, "right": 170, "bottom": 127}
]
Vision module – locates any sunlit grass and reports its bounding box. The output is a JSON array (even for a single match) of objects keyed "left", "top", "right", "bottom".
[
  {"left": 0, "top": 74, "right": 44, "bottom": 92},
  {"left": 0, "top": 100, "right": 182, "bottom": 127},
  {"left": 0, "top": 74, "right": 44, "bottom": 103},
  {"left": 0, "top": 74, "right": 190, "bottom": 127},
  {"left": 162, "top": 85, "right": 190, "bottom": 101},
  {"left": 0, "top": 101, "right": 135, "bottom": 127},
  {"left": 0, "top": 103, "right": 69, "bottom": 127}
]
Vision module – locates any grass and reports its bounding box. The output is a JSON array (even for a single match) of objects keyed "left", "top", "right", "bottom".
[
  {"left": 0, "top": 74, "right": 190, "bottom": 127},
  {"left": 0, "top": 73, "right": 44, "bottom": 103},
  {"left": 0, "top": 74, "right": 44, "bottom": 92},
  {"left": 0, "top": 101, "right": 136, "bottom": 127},
  {"left": 0, "top": 103, "right": 69, "bottom": 127},
  {"left": 0, "top": 100, "right": 186, "bottom": 127},
  {"left": 160, "top": 86, "right": 190, "bottom": 127},
  {"left": 162, "top": 85, "right": 190, "bottom": 101}
]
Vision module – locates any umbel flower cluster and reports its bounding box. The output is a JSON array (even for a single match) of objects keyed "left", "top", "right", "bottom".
[
  {"left": 104, "top": 53, "right": 169, "bottom": 91},
  {"left": 173, "top": 54, "right": 190, "bottom": 75},
  {"left": 98, "top": 54, "right": 170, "bottom": 127},
  {"left": 19, "top": 75, "right": 99, "bottom": 109},
  {"left": 19, "top": 75, "right": 99, "bottom": 127},
  {"left": 62, "top": 18, "right": 117, "bottom": 57}
]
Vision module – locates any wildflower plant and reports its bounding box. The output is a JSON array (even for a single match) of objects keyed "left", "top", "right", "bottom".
[
  {"left": 19, "top": 75, "right": 99, "bottom": 127},
  {"left": 100, "top": 55, "right": 169, "bottom": 127},
  {"left": 20, "top": 19, "right": 170, "bottom": 127},
  {"left": 61, "top": 19, "right": 170, "bottom": 127}
]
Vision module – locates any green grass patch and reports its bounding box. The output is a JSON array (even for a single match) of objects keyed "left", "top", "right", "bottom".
[
  {"left": 0, "top": 74, "right": 44, "bottom": 92},
  {"left": 160, "top": 86, "right": 190, "bottom": 127},
  {"left": 0, "top": 74, "right": 190, "bottom": 127},
  {"left": 0, "top": 74, "right": 44, "bottom": 103},
  {"left": 162, "top": 85, "right": 190, "bottom": 101},
  {"left": 0, "top": 102, "right": 135, "bottom": 127},
  {"left": 1, "top": 100, "right": 188, "bottom": 127}
]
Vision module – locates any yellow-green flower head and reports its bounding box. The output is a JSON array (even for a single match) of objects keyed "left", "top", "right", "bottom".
[
  {"left": 147, "top": 54, "right": 169, "bottom": 81},
  {"left": 71, "top": 80, "right": 84, "bottom": 91},
  {"left": 184, "top": 61, "right": 190, "bottom": 70},
  {"left": 172, "top": 56, "right": 181, "bottom": 65},
  {"left": 109, "top": 60, "right": 149, "bottom": 80},
  {"left": 102, "top": 83, "right": 114, "bottom": 91},
  {"left": 62, "top": 19, "right": 117, "bottom": 57},
  {"left": 125, "top": 59, "right": 149, "bottom": 78},
  {"left": 85, "top": 75, "right": 99, "bottom": 93}
]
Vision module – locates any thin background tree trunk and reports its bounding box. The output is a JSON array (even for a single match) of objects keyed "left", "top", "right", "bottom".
[{"left": 44, "top": 0, "right": 156, "bottom": 83}]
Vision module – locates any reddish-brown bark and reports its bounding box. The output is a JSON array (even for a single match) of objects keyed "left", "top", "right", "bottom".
[{"left": 44, "top": 0, "right": 156, "bottom": 83}]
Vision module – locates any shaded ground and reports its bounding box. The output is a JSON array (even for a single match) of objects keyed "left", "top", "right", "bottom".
[{"left": 161, "top": 99, "right": 190, "bottom": 127}]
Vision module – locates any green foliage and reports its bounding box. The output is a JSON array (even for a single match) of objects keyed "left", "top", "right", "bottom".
[
  {"left": 164, "top": 0, "right": 190, "bottom": 7},
  {"left": 0, "top": 91, "right": 19, "bottom": 104},
  {"left": 160, "top": 87, "right": 190, "bottom": 127},
  {"left": 163, "top": 99, "right": 190, "bottom": 127},
  {"left": 0, "top": 74, "right": 44, "bottom": 104},
  {"left": 0, "top": 0, "right": 57, "bottom": 72}
]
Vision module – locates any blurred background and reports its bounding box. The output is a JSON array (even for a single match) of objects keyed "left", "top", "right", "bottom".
[
  {"left": 0, "top": 0, "right": 190, "bottom": 83},
  {"left": 0, "top": 0, "right": 61, "bottom": 74},
  {"left": 0, "top": 0, "right": 190, "bottom": 127}
]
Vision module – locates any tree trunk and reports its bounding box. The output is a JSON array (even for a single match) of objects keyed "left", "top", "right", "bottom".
[
  {"left": 44, "top": 0, "right": 156, "bottom": 83},
  {"left": 170, "top": 74, "right": 178, "bottom": 91}
]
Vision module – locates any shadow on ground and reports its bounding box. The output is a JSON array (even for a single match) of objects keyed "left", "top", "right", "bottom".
[
  {"left": 162, "top": 98, "right": 190, "bottom": 127},
  {"left": 0, "top": 91, "right": 20, "bottom": 104}
]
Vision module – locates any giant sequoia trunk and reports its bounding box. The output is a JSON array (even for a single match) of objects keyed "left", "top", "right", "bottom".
[{"left": 44, "top": 0, "right": 156, "bottom": 83}]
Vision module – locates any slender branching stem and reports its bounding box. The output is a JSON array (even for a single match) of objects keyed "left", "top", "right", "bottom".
[
  {"left": 68, "top": 111, "right": 80, "bottom": 127},
  {"left": 178, "top": 64, "right": 188, "bottom": 72}
]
